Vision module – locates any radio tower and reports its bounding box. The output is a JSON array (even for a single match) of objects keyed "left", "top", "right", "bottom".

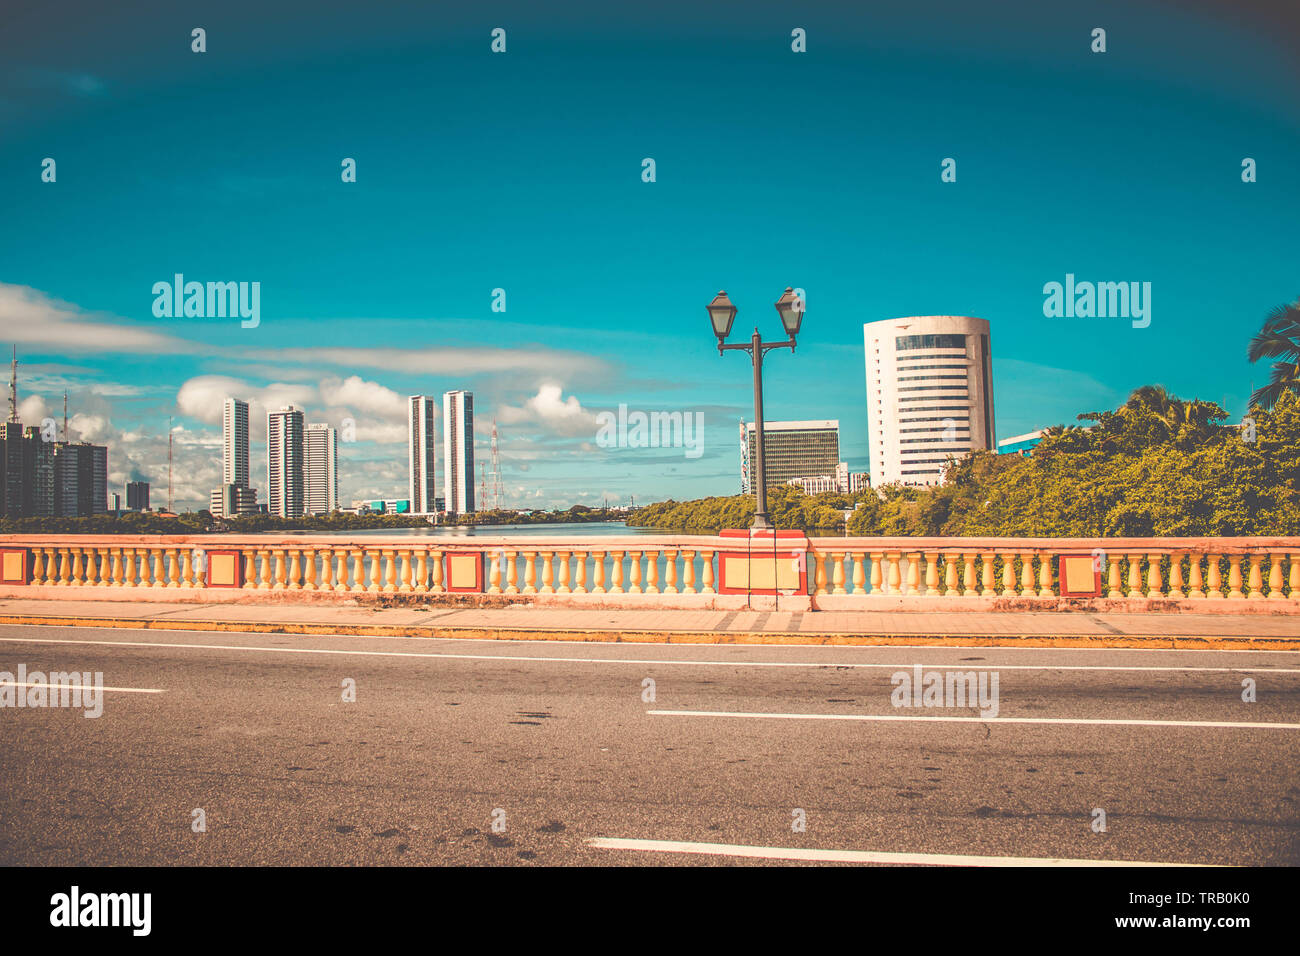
[
  {"left": 489, "top": 418, "right": 503, "bottom": 510},
  {"left": 479, "top": 461, "right": 489, "bottom": 513},
  {"left": 7, "top": 346, "right": 17, "bottom": 423},
  {"left": 63, "top": 391, "right": 68, "bottom": 440},
  {"left": 167, "top": 417, "right": 174, "bottom": 513}
]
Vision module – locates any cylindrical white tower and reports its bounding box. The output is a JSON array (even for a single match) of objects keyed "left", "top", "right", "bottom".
[{"left": 862, "top": 315, "right": 995, "bottom": 487}]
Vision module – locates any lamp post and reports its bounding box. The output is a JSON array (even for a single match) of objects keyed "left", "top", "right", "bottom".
[{"left": 709, "top": 287, "right": 805, "bottom": 530}]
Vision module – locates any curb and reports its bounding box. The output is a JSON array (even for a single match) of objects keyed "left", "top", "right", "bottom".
[{"left": 1, "top": 614, "right": 1297, "bottom": 650}]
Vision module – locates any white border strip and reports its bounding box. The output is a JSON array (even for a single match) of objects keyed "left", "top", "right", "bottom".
[
  {"left": 585, "top": 837, "right": 1207, "bottom": 867},
  {"left": 648, "top": 709, "right": 1300, "bottom": 730}
]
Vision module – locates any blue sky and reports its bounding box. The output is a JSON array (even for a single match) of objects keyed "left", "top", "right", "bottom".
[{"left": 1, "top": 0, "right": 1297, "bottom": 510}]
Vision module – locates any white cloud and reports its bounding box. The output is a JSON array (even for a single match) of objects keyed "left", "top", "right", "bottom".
[{"left": 497, "top": 384, "right": 599, "bottom": 437}]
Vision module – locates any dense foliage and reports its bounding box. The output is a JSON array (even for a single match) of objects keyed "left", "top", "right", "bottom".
[
  {"left": 629, "top": 484, "right": 863, "bottom": 533},
  {"left": 630, "top": 388, "right": 1300, "bottom": 537}
]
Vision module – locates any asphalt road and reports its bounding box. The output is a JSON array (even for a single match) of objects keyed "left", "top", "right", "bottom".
[{"left": 1, "top": 624, "right": 1298, "bottom": 866}]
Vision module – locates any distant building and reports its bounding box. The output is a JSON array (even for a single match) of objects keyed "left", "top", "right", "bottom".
[
  {"left": 786, "top": 461, "right": 869, "bottom": 495},
  {"left": 997, "top": 430, "right": 1046, "bottom": 457},
  {"left": 354, "top": 499, "right": 411, "bottom": 515},
  {"left": 19, "top": 426, "right": 56, "bottom": 517},
  {"left": 267, "top": 406, "right": 305, "bottom": 518},
  {"left": 741, "top": 420, "right": 840, "bottom": 494},
  {"left": 109, "top": 492, "right": 121, "bottom": 511},
  {"left": 408, "top": 395, "right": 438, "bottom": 513},
  {"left": 126, "top": 480, "right": 150, "bottom": 511},
  {"left": 52, "top": 442, "right": 108, "bottom": 516},
  {"left": 210, "top": 482, "right": 259, "bottom": 518},
  {"left": 305, "top": 423, "right": 338, "bottom": 514},
  {"left": 443, "top": 390, "right": 474, "bottom": 515},
  {"left": 863, "top": 315, "right": 996, "bottom": 487},
  {"left": 223, "top": 398, "right": 250, "bottom": 486}
]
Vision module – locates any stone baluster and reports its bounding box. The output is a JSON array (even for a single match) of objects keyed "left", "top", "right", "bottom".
[
  {"left": 662, "top": 550, "right": 678, "bottom": 594},
  {"left": 1206, "top": 554, "right": 1224, "bottom": 599},
  {"left": 924, "top": 552, "right": 940, "bottom": 596},
  {"left": 381, "top": 549, "right": 396, "bottom": 593},
  {"left": 522, "top": 551, "right": 538, "bottom": 594},
  {"left": 1145, "top": 552, "right": 1163, "bottom": 598},
  {"left": 1019, "top": 552, "right": 1034, "bottom": 596},
  {"left": 30, "top": 548, "right": 46, "bottom": 585},
  {"left": 1168, "top": 552, "right": 1185, "bottom": 599},
  {"left": 83, "top": 547, "right": 99, "bottom": 587},
  {"left": 887, "top": 552, "right": 903, "bottom": 595},
  {"left": 1267, "top": 552, "right": 1286, "bottom": 601},
  {"left": 628, "top": 551, "right": 643, "bottom": 594},
  {"left": 573, "top": 551, "right": 588, "bottom": 594},
  {"left": 317, "top": 548, "right": 334, "bottom": 591},
  {"left": 871, "top": 552, "right": 884, "bottom": 595},
  {"left": 1227, "top": 555, "right": 1244, "bottom": 599},
  {"left": 1001, "top": 552, "right": 1016, "bottom": 596},
  {"left": 431, "top": 550, "right": 445, "bottom": 593},
  {"left": 701, "top": 550, "right": 715, "bottom": 594},
  {"left": 397, "top": 549, "right": 412, "bottom": 592},
  {"left": 608, "top": 551, "right": 625, "bottom": 594},
  {"left": 558, "top": 551, "right": 573, "bottom": 594},
  {"left": 67, "top": 547, "right": 84, "bottom": 587},
  {"left": 1037, "top": 552, "right": 1054, "bottom": 597},
  {"left": 645, "top": 550, "right": 660, "bottom": 594},
  {"left": 852, "top": 551, "right": 867, "bottom": 595},
  {"left": 944, "top": 553, "right": 960, "bottom": 597},
  {"left": 814, "top": 552, "right": 828, "bottom": 596},
  {"left": 504, "top": 550, "right": 518, "bottom": 594},
  {"left": 828, "top": 552, "right": 845, "bottom": 595},
  {"left": 258, "top": 549, "right": 273, "bottom": 589},
  {"left": 1289, "top": 552, "right": 1300, "bottom": 600},
  {"left": 302, "top": 548, "right": 317, "bottom": 591},
  {"left": 678, "top": 551, "right": 692, "bottom": 594},
  {"left": 240, "top": 549, "right": 255, "bottom": 588},
  {"left": 486, "top": 550, "right": 501, "bottom": 594},
  {"left": 1105, "top": 555, "right": 1123, "bottom": 598},
  {"left": 1187, "top": 552, "right": 1206, "bottom": 599},
  {"left": 1246, "top": 554, "right": 1264, "bottom": 600},
  {"left": 285, "top": 549, "right": 301, "bottom": 590},
  {"left": 979, "top": 553, "right": 995, "bottom": 596},
  {"left": 962, "top": 553, "right": 977, "bottom": 598},
  {"left": 1124, "top": 554, "right": 1140, "bottom": 597},
  {"left": 539, "top": 552, "right": 555, "bottom": 594}
]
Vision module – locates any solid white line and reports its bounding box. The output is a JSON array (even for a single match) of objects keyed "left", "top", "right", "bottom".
[
  {"left": 0, "top": 681, "right": 163, "bottom": 694},
  {"left": 0, "top": 636, "right": 1296, "bottom": 674},
  {"left": 648, "top": 709, "right": 1300, "bottom": 730},
  {"left": 585, "top": 837, "right": 1206, "bottom": 867},
  {"left": 1, "top": 620, "right": 1298, "bottom": 656}
]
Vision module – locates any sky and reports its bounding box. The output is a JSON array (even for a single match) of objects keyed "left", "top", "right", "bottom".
[{"left": 1, "top": 0, "right": 1297, "bottom": 511}]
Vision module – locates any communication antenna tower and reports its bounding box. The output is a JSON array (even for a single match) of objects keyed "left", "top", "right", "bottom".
[{"left": 489, "top": 418, "right": 504, "bottom": 510}]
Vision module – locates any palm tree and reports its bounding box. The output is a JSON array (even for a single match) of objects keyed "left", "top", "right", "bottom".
[{"left": 1247, "top": 300, "right": 1300, "bottom": 409}]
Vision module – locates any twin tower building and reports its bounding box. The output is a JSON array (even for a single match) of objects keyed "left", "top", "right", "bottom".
[{"left": 211, "top": 391, "right": 475, "bottom": 519}]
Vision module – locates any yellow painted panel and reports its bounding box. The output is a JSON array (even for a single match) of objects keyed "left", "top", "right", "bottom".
[
  {"left": 449, "top": 555, "right": 479, "bottom": 589},
  {"left": 208, "top": 553, "right": 237, "bottom": 586},
  {"left": 723, "top": 553, "right": 800, "bottom": 591},
  {"left": 2, "top": 552, "right": 21, "bottom": 581},
  {"left": 1062, "top": 556, "right": 1094, "bottom": 593}
]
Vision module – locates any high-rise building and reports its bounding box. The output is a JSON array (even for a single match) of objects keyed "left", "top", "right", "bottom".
[
  {"left": 408, "top": 395, "right": 438, "bottom": 513},
  {"left": 52, "top": 442, "right": 107, "bottom": 516},
  {"left": 21, "top": 426, "right": 56, "bottom": 517},
  {"left": 443, "top": 390, "right": 475, "bottom": 515},
  {"left": 1, "top": 421, "right": 25, "bottom": 516},
  {"left": 740, "top": 420, "right": 840, "bottom": 494},
  {"left": 126, "top": 480, "right": 150, "bottom": 511},
  {"left": 267, "top": 406, "right": 305, "bottom": 518},
  {"left": 305, "top": 423, "right": 338, "bottom": 515},
  {"left": 222, "top": 398, "right": 250, "bottom": 486},
  {"left": 863, "top": 315, "right": 995, "bottom": 487}
]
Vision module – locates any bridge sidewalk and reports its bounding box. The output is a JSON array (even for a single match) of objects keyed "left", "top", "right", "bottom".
[{"left": 0, "top": 597, "right": 1296, "bottom": 648}]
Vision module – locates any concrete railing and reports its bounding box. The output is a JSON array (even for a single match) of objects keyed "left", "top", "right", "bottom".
[
  {"left": 2, "top": 534, "right": 1298, "bottom": 610},
  {"left": 803, "top": 537, "right": 1300, "bottom": 603}
]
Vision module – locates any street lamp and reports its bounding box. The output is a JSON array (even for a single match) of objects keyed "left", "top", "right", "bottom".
[{"left": 710, "top": 287, "right": 805, "bottom": 530}]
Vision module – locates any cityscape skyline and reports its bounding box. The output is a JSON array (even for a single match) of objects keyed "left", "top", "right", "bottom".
[{"left": 2, "top": 1, "right": 1297, "bottom": 511}]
